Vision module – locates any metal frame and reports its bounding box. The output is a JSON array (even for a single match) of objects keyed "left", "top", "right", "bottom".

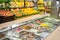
[{"left": 50, "top": 0, "right": 59, "bottom": 19}]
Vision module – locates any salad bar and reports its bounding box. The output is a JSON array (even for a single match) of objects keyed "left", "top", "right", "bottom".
[{"left": 0, "top": 16, "right": 60, "bottom": 40}]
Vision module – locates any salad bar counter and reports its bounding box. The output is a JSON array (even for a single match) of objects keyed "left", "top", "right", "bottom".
[{"left": 0, "top": 16, "right": 60, "bottom": 40}]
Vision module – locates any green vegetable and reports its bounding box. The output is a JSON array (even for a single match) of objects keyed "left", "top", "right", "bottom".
[{"left": 0, "top": 0, "right": 10, "bottom": 3}]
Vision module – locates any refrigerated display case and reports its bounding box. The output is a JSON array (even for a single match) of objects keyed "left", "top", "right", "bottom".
[{"left": 0, "top": 16, "right": 60, "bottom": 40}]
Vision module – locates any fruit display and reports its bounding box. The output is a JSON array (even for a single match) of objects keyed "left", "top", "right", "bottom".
[
  {"left": 0, "top": 17, "right": 60, "bottom": 40},
  {"left": 0, "top": 0, "right": 45, "bottom": 19},
  {"left": 0, "top": 7, "right": 39, "bottom": 23},
  {"left": 11, "top": 7, "right": 38, "bottom": 18}
]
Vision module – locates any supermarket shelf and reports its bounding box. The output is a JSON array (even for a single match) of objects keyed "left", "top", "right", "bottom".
[
  {"left": 0, "top": 14, "right": 49, "bottom": 29},
  {"left": 0, "top": 6, "right": 36, "bottom": 9}
]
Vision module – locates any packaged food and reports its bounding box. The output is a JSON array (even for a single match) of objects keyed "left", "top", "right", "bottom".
[
  {"left": 12, "top": 37, "right": 22, "bottom": 40},
  {"left": 44, "top": 22, "right": 53, "bottom": 27},
  {"left": 0, "top": 33, "right": 6, "bottom": 39},
  {"left": 16, "top": 28, "right": 22, "bottom": 33},
  {"left": 3, "top": 38, "right": 10, "bottom": 40},
  {"left": 20, "top": 31, "right": 29, "bottom": 35},
  {"left": 40, "top": 23, "right": 50, "bottom": 29},
  {"left": 40, "top": 23, "right": 48, "bottom": 27},
  {"left": 21, "top": 25, "right": 31, "bottom": 30},
  {"left": 28, "top": 28, "right": 39, "bottom": 34},
  {"left": 32, "top": 21, "right": 40, "bottom": 27},
  {"left": 40, "top": 32, "right": 49, "bottom": 38},
  {"left": 13, "top": 32, "right": 20, "bottom": 37},
  {"left": 28, "top": 23, "right": 37, "bottom": 28},
  {"left": 36, "top": 20, "right": 43, "bottom": 24},
  {"left": 35, "top": 36, "right": 42, "bottom": 40},
  {"left": 27, "top": 37, "right": 35, "bottom": 40}
]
